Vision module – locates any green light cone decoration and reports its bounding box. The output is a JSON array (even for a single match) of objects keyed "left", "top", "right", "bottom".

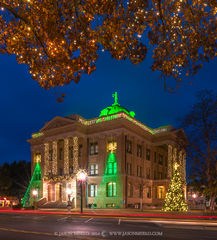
[
  {"left": 162, "top": 163, "right": 188, "bottom": 211},
  {"left": 21, "top": 163, "right": 42, "bottom": 207},
  {"left": 92, "top": 152, "right": 123, "bottom": 208}
]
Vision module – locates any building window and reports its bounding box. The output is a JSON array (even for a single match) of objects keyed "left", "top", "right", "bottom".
[
  {"left": 89, "top": 184, "right": 97, "bottom": 197},
  {"left": 126, "top": 163, "right": 132, "bottom": 175},
  {"left": 90, "top": 164, "right": 98, "bottom": 175},
  {"left": 69, "top": 146, "right": 73, "bottom": 159},
  {"left": 137, "top": 166, "right": 142, "bottom": 177},
  {"left": 59, "top": 168, "right": 63, "bottom": 176},
  {"left": 127, "top": 183, "right": 133, "bottom": 197},
  {"left": 107, "top": 182, "right": 117, "bottom": 197},
  {"left": 146, "top": 168, "right": 150, "bottom": 179},
  {"left": 126, "top": 140, "right": 132, "bottom": 154},
  {"left": 90, "top": 142, "right": 98, "bottom": 155},
  {"left": 157, "top": 186, "right": 165, "bottom": 199},
  {"left": 154, "top": 152, "right": 157, "bottom": 162},
  {"left": 49, "top": 149, "right": 53, "bottom": 161},
  {"left": 79, "top": 144, "right": 82, "bottom": 157},
  {"left": 159, "top": 154, "right": 163, "bottom": 165},
  {"left": 146, "top": 149, "right": 151, "bottom": 160},
  {"left": 137, "top": 145, "right": 142, "bottom": 157},
  {"left": 69, "top": 166, "right": 73, "bottom": 174},
  {"left": 147, "top": 187, "right": 151, "bottom": 198},
  {"left": 59, "top": 147, "right": 63, "bottom": 160},
  {"left": 107, "top": 162, "right": 117, "bottom": 175}
]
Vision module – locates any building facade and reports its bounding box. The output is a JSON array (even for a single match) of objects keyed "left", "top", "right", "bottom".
[{"left": 28, "top": 93, "right": 187, "bottom": 209}]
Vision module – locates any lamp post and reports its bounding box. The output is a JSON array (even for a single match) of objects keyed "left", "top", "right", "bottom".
[
  {"left": 32, "top": 189, "right": 38, "bottom": 208},
  {"left": 76, "top": 170, "right": 87, "bottom": 214}
]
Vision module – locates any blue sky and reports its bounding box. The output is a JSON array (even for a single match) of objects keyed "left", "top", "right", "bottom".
[{"left": 0, "top": 51, "right": 217, "bottom": 164}]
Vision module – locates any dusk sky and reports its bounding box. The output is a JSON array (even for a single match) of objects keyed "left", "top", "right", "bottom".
[{"left": 0, "top": 51, "right": 217, "bottom": 165}]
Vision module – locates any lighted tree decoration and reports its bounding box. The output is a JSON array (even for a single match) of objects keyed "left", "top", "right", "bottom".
[
  {"left": 162, "top": 163, "right": 188, "bottom": 211},
  {"left": 0, "top": 0, "right": 216, "bottom": 96}
]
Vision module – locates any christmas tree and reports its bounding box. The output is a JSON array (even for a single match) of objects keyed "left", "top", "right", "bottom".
[{"left": 162, "top": 163, "right": 188, "bottom": 211}]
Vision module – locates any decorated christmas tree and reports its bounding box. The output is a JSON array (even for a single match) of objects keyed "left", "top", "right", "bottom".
[{"left": 162, "top": 163, "right": 188, "bottom": 211}]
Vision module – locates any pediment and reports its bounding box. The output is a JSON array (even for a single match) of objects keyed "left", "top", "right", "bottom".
[{"left": 40, "top": 116, "right": 74, "bottom": 132}]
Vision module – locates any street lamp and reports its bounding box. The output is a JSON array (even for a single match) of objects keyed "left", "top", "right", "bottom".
[
  {"left": 76, "top": 169, "right": 87, "bottom": 213},
  {"left": 32, "top": 189, "right": 38, "bottom": 208},
  {"left": 192, "top": 193, "right": 197, "bottom": 208}
]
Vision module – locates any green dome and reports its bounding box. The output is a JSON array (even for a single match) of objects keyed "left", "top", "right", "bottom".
[{"left": 99, "top": 92, "right": 135, "bottom": 118}]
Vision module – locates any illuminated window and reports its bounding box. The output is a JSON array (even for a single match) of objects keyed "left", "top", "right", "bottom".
[
  {"left": 90, "top": 164, "right": 98, "bottom": 175},
  {"left": 126, "top": 163, "right": 132, "bottom": 175},
  {"left": 137, "top": 166, "right": 142, "bottom": 177},
  {"left": 146, "top": 149, "right": 151, "bottom": 160},
  {"left": 137, "top": 145, "right": 142, "bottom": 157},
  {"left": 157, "top": 186, "right": 165, "bottom": 199},
  {"left": 107, "top": 182, "right": 116, "bottom": 197},
  {"left": 89, "top": 184, "right": 97, "bottom": 197},
  {"left": 107, "top": 162, "right": 117, "bottom": 175},
  {"left": 126, "top": 140, "right": 132, "bottom": 154},
  {"left": 90, "top": 142, "right": 98, "bottom": 155}
]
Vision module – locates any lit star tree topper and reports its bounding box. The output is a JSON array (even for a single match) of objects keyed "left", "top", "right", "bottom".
[
  {"left": 0, "top": 0, "right": 216, "bottom": 94},
  {"left": 162, "top": 163, "right": 188, "bottom": 211}
]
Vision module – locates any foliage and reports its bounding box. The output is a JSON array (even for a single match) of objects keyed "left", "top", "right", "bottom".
[
  {"left": 0, "top": 160, "right": 31, "bottom": 198},
  {"left": 181, "top": 90, "right": 217, "bottom": 210},
  {"left": 162, "top": 166, "right": 188, "bottom": 211},
  {"left": 0, "top": 0, "right": 216, "bottom": 94}
]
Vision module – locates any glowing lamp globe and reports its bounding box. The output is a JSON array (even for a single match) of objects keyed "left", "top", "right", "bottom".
[
  {"left": 192, "top": 193, "right": 197, "bottom": 199},
  {"left": 66, "top": 188, "right": 72, "bottom": 195},
  {"left": 78, "top": 172, "right": 86, "bottom": 181},
  {"left": 77, "top": 170, "right": 87, "bottom": 182},
  {"left": 32, "top": 190, "right": 38, "bottom": 197}
]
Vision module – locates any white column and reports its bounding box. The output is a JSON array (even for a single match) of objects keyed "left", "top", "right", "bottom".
[
  {"left": 172, "top": 147, "right": 177, "bottom": 175},
  {"left": 73, "top": 136, "right": 79, "bottom": 173},
  {"left": 44, "top": 143, "right": 49, "bottom": 176},
  {"left": 52, "top": 140, "right": 58, "bottom": 175},
  {"left": 64, "top": 138, "right": 69, "bottom": 175}
]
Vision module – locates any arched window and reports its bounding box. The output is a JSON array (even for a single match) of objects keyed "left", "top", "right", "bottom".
[{"left": 106, "top": 182, "right": 117, "bottom": 197}]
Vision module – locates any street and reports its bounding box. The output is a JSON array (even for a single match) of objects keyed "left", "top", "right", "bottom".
[{"left": 0, "top": 212, "right": 217, "bottom": 240}]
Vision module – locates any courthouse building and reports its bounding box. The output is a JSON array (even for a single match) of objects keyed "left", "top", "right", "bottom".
[{"left": 28, "top": 93, "right": 187, "bottom": 208}]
